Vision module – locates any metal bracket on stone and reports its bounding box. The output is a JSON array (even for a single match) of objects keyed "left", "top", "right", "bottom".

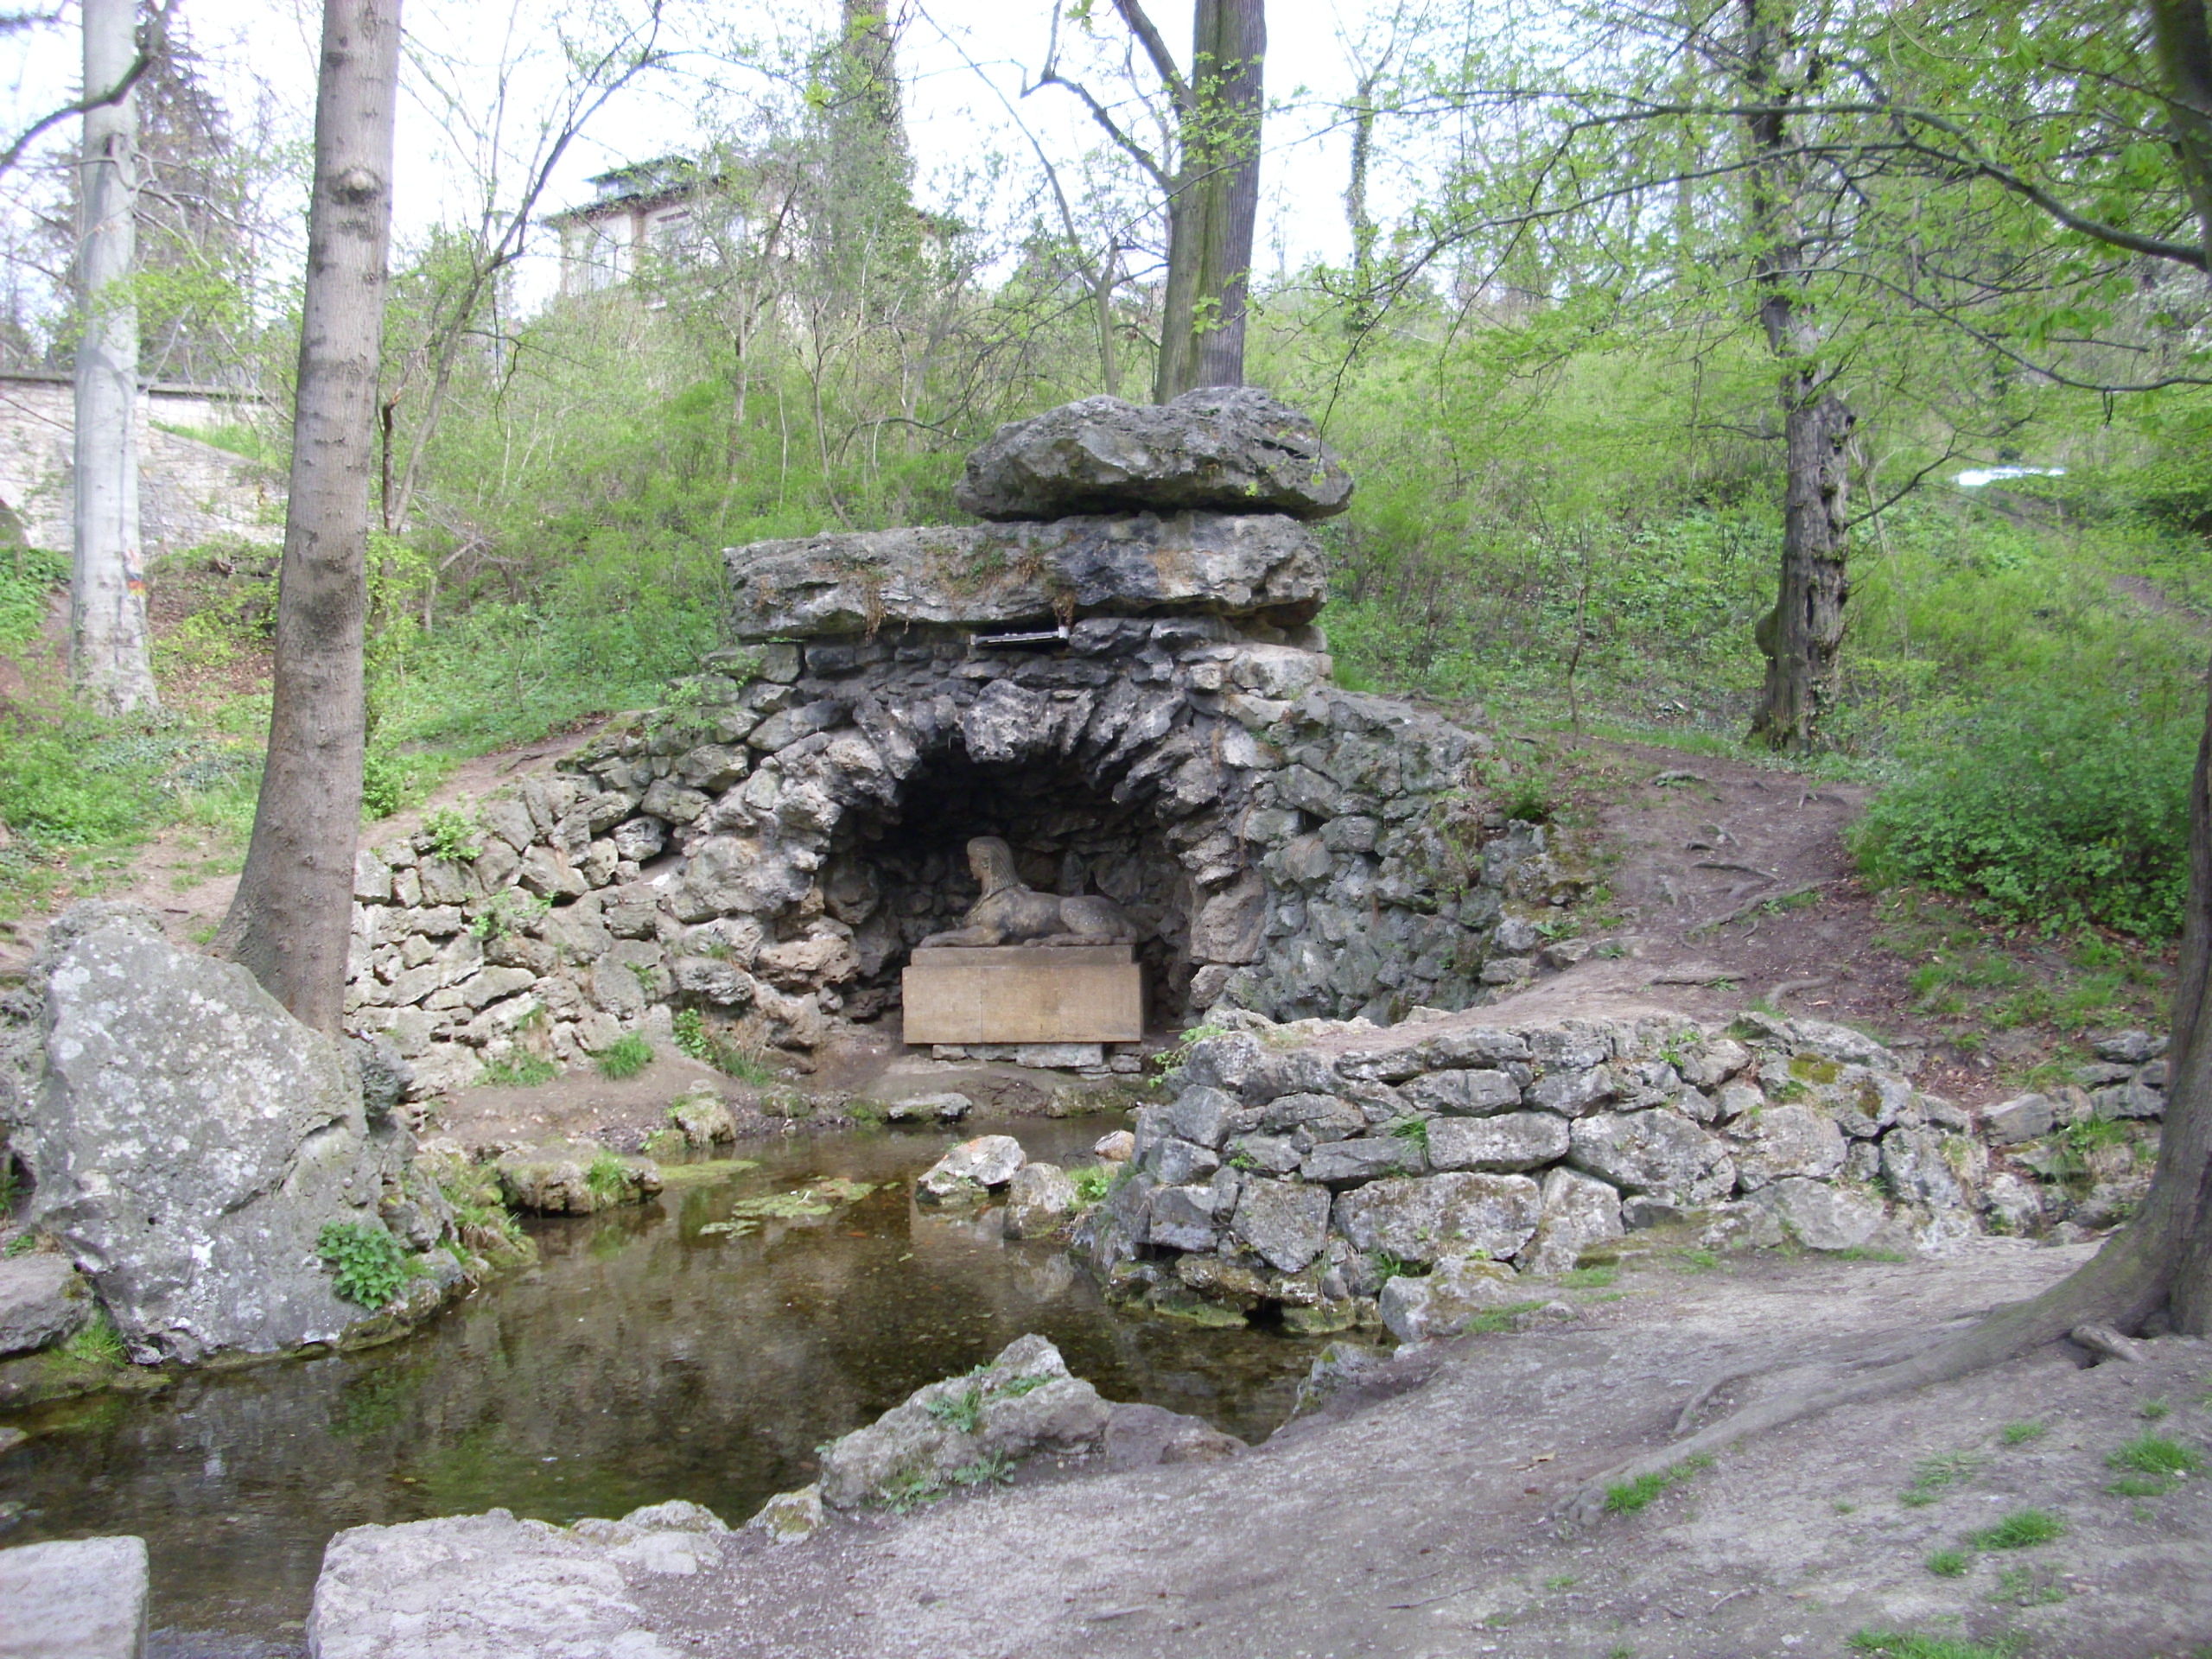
[{"left": 969, "top": 624, "right": 1071, "bottom": 651}]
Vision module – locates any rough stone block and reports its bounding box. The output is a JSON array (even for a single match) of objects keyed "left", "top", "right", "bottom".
[
  {"left": 0, "top": 1535, "right": 149, "bottom": 1659},
  {"left": 0, "top": 1255, "right": 92, "bottom": 1357}
]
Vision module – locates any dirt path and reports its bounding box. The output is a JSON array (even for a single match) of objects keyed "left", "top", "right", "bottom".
[{"left": 628, "top": 1238, "right": 2210, "bottom": 1659}]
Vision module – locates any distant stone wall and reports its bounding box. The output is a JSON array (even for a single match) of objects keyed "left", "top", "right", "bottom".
[
  {"left": 0, "top": 373, "right": 281, "bottom": 554},
  {"left": 1077, "top": 1009, "right": 2165, "bottom": 1337}
]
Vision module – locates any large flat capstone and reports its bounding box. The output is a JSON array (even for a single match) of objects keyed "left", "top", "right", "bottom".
[
  {"left": 955, "top": 388, "right": 1354, "bottom": 522},
  {"left": 0, "top": 1535, "right": 149, "bottom": 1659},
  {"left": 723, "top": 510, "right": 1325, "bottom": 639}
]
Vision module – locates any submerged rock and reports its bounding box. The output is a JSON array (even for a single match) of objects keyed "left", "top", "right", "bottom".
[
  {"left": 815, "top": 1333, "right": 1111, "bottom": 1510},
  {"left": 3, "top": 905, "right": 419, "bottom": 1363}
]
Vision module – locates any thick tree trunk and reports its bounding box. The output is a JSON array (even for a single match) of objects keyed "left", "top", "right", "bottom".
[
  {"left": 1154, "top": 0, "right": 1265, "bottom": 401},
  {"left": 215, "top": 0, "right": 400, "bottom": 1033},
  {"left": 70, "top": 0, "right": 158, "bottom": 716},
  {"left": 1750, "top": 365, "right": 1851, "bottom": 751}
]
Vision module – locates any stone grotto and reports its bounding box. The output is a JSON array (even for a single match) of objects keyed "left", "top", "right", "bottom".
[{"left": 343, "top": 390, "right": 1574, "bottom": 1093}]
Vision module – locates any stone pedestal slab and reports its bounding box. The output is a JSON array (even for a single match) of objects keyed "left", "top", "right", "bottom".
[{"left": 903, "top": 944, "right": 1143, "bottom": 1045}]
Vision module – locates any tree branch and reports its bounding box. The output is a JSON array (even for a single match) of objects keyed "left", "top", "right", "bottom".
[{"left": 0, "top": 0, "right": 171, "bottom": 178}]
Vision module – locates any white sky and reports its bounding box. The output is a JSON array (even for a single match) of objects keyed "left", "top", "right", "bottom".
[{"left": 3, "top": 0, "right": 1438, "bottom": 317}]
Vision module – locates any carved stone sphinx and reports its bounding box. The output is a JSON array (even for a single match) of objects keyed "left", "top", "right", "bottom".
[{"left": 916, "top": 837, "right": 1138, "bottom": 949}]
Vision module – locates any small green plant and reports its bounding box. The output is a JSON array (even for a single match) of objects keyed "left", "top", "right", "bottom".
[
  {"left": 1544, "top": 1573, "right": 1578, "bottom": 1591},
  {"left": 947, "top": 1450, "right": 1015, "bottom": 1490},
  {"left": 2107, "top": 1433, "right": 2203, "bottom": 1479},
  {"left": 594, "top": 1033, "right": 653, "bottom": 1079},
  {"left": 478, "top": 1053, "right": 558, "bottom": 1088},
  {"left": 316, "top": 1221, "right": 411, "bottom": 1309},
  {"left": 671, "top": 1007, "right": 779, "bottom": 1084},
  {"left": 471, "top": 888, "right": 550, "bottom": 941},
  {"left": 1925, "top": 1548, "right": 1972, "bottom": 1578},
  {"left": 420, "top": 806, "right": 482, "bottom": 864},
  {"left": 1370, "top": 1249, "right": 1414, "bottom": 1285},
  {"left": 1902, "top": 1448, "right": 1982, "bottom": 1507},
  {"left": 1993, "top": 1565, "right": 2067, "bottom": 1606},
  {"left": 61, "top": 1307, "right": 126, "bottom": 1365},
  {"left": 583, "top": 1152, "right": 633, "bottom": 1204},
  {"left": 1068, "top": 1165, "right": 1115, "bottom": 1205},
  {"left": 1148, "top": 1019, "right": 1232, "bottom": 1079},
  {"left": 925, "top": 1384, "right": 985, "bottom": 1434},
  {"left": 2106, "top": 1474, "right": 2168, "bottom": 1497},
  {"left": 1968, "top": 1509, "right": 2064, "bottom": 1549},
  {"left": 1999, "top": 1421, "right": 2046, "bottom": 1446},
  {"left": 1389, "top": 1116, "right": 1430, "bottom": 1154},
  {"left": 2139, "top": 1397, "right": 2172, "bottom": 1421}
]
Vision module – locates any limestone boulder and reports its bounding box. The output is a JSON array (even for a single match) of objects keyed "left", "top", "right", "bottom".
[
  {"left": 1002, "top": 1163, "right": 1080, "bottom": 1239},
  {"left": 1228, "top": 1176, "right": 1332, "bottom": 1272},
  {"left": 916, "top": 1135, "right": 1027, "bottom": 1204},
  {"left": 1567, "top": 1109, "right": 1733, "bottom": 1205},
  {"left": 0, "top": 1536, "right": 149, "bottom": 1659},
  {"left": 1377, "top": 1254, "right": 1528, "bottom": 1343},
  {"left": 667, "top": 1086, "right": 736, "bottom": 1147},
  {"left": 747, "top": 1485, "right": 825, "bottom": 1546},
  {"left": 1731, "top": 1103, "right": 1848, "bottom": 1190},
  {"left": 1520, "top": 1166, "right": 1624, "bottom": 1275},
  {"left": 6, "top": 905, "right": 415, "bottom": 1363},
  {"left": 0, "top": 1254, "right": 92, "bottom": 1357},
  {"left": 1748, "top": 1176, "right": 1886, "bottom": 1250},
  {"left": 724, "top": 511, "right": 1327, "bottom": 639},
  {"left": 955, "top": 388, "right": 1353, "bottom": 522},
  {"left": 1332, "top": 1172, "right": 1544, "bottom": 1267},
  {"left": 815, "top": 1334, "right": 1111, "bottom": 1510},
  {"left": 1427, "top": 1112, "right": 1570, "bottom": 1173}
]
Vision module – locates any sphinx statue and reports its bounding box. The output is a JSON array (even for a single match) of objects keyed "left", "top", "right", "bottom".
[{"left": 917, "top": 836, "right": 1138, "bottom": 948}]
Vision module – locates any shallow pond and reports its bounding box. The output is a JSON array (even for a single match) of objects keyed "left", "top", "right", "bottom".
[{"left": 0, "top": 1118, "right": 1331, "bottom": 1654}]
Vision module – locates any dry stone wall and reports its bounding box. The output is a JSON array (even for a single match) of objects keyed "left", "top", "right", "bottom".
[{"left": 1076, "top": 1007, "right": 2168, "bottom": 1338}]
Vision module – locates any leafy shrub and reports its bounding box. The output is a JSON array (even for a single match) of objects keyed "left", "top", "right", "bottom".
[
  {"left": 316, "top": 1221, "right": 411, "bottom": 1308},
  {"left": 1853, "top": 685, "right": 2196, "bottom": 936},
  {"left": 594, "top": 1033, "right": 653, "bottom": 1079},
  {"left": 1068, "top": 1165, "right": 1115, "bottom": 1205},
  {"left": 420, "top": 807, "right": 482, "bottom": 863}
]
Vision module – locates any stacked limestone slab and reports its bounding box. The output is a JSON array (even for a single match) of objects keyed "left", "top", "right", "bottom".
[
  {"left": 1078, "top": 1007, "right": 2148, "bottom": 1336},
  {"left": 345, "top": 391, "right": 1561, "bottom": 1081}
]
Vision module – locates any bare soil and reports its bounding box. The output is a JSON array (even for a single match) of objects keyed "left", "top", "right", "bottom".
[{"left": 629, "top": 1238, "right": 2211, "bottom": 1659}]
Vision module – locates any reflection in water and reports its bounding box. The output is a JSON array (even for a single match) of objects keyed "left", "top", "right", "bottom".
[{"left": 0, "top": 1119, "right": 1329, "bottom": 1649}]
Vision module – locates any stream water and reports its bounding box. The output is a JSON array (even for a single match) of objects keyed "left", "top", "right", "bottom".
[{"left": 0, "top": 1118, "right": 1332, "bottom": 1655}]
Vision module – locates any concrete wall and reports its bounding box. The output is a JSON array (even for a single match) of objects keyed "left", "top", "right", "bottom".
[{"left": 0, "top": 373, "right": 283, "bottom": 556}]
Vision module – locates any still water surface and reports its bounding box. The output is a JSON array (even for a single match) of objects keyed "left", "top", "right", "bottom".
[{"left": 1, "top": 1118, "right": 1327, "bottom": 1652}]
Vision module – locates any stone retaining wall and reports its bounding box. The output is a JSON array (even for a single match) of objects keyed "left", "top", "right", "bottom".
[{"left": 1076, "top": 1008, "right": 2168, "bottom": 1338}]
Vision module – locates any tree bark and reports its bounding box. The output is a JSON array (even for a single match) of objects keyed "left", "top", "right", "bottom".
[
  {"left": 1154, "top": 0, "right": 1265, "bottom": 401},
  {"left": 70, "top": 0, "right": 159, "bottom": 717},
  {"left": 215, "top": 0, "right": 400, "bottom": 1033},
  {"left": 1739, "top": 0, "right": 1851, "bottom": 753}
]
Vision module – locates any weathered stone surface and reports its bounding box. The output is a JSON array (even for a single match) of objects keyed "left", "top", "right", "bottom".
[
  {"left": 1749, "top": 1177, "right": 1886, "bottom": 1250},
  {"left": 1520, "top": 1166, "right": 1624, "bottom": 1275},
  {"left": 1377, "top": 1254, "right": 1526, "bottom": 1342},
  {"left": 1228, "top": 1176, "right": 1332, "bottom": 1272},
  {"left": 1332, "top": 1173, "right": 1543, "bottom": 1267},
  {"left": 916, "top": 1135, "right": 1027, "bottom": 1203},
  {"left": 1300, "top": 1136, "right": 1424, "bottom": 1187},
  {"left": 955, "top": 389, "right": 1353, "bottom": 522},
  {"left": 816, "top": 1334, "right": 1110, "bottom": 1510},
  {"left": 1402, "top": 1068, "right": 1522, "bottom": 1116},
  {"left": 1881, "top": 1126, "right": 1968, "bottom": 1209},
  {"left": 1427, "top": 1112, "right": 1570, "bottom": 1173},
  {"left": 724, "top": 511, "right": 1327, "bottom": 639},
  {"left": 308, "top": 1509, "right": 686, "bottom": 1659},
  {"left": 668, "top": 1085, "right": 736, "bottom": 1147},
  {"left": 1166, "top": 1085, "right": 1239, "bottom": 1148},
  {"left": 883, "top": 1092, "right": 972, "bottom": 1123},
  {"left": 495, "top": 1142, "right": 660, "bottom": 1215},
  {"left": 0, "top": 1535, "right": 149, "bottom": 1659},
  {"left": 1003, "top": 1162, "right": 1080, "bottom": 1239},
  {"left": 1147, "top": 1184, "right": 1224, "bottom": 1251},
  {"left": 10, "top": 906, "right": 412, "bottom": 1363},
  {"left": 1731, "top": 1103, "right": 1848, "bottom": 1190},
  {"left": 0, "top": 1255, "right": 92, "bottom": 1357},
  {"left": 747, "top": 1485, "right": 824, "bottom": 1546},
  {"left": 1567, "top": 1110, "right": 1732, "bottom": 1203},
  {"left": 1982, "top": 1093, "right": 2056, "bottom": 1147}
]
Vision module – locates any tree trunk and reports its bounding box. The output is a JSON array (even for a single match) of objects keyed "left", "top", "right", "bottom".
[
  {"left": 1344, "top": 59, "right": 1383, "bottom": 333},
  {"left": 1154, "top": 0, "right": 1265, "bottom": 401},
  {"left": 215, "top": 0, "right": 400, "bottom": 1033},
  {"left": 70, "top": 0, "right": 159, "bottom": 717},
  {"left": 1750, "top": 364, "right": 1851, "bottom": 751}
]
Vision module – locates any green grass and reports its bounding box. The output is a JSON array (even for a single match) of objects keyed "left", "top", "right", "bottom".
[
  {"left": 1849, "top": 1635, "right": 2020, "bottom": 1659},
  {"left": 478, "top": 1053, "right": 559, "bottom": 1088},
  {"left": 60, "top": 1307, "right": 126, "bottom": 1366},
  {"left": 2105, "top": 1474, "right": 2169, "bottom": 1497},
  {"left": 2139, "top": 1398, "right": 2172, "bottom": 1421},
  {"left": 1559, "top": 1265, "right": 1618, "bottom": 1288},
  {"left": 1603, "top": 1454, "right": 1712, "bottom": 1515},
  {"left": 583, "top": 1151, "right": 634, "bottom": 1204},
  {"left": 593, "top": 1033, "right": 653, "bottom": 1080},
  {"left": 1968, "top": 1509, "right": 2065, "bottom": 1549},
  {"left": 2107, "top": 1433, "right": 2204, "bottom": 1478},
  {"left": 1999, "top": 1421, "right": 2046, "bottom": 1446},
  {"left": 1902, "top": 1449, "right": 1982, "bottom": 1506},
  {"left": 1925, "top": 1548, "right": 1972, "bottom": 1578}
]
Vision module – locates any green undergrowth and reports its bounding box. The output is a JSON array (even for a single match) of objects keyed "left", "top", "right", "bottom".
[
  {"left": 1604, "top": 1453, "right": 1713, "bottom": 1514},
  {"left": 1850, "top": 1633, "right": 2022, "bottom": 1659}
]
